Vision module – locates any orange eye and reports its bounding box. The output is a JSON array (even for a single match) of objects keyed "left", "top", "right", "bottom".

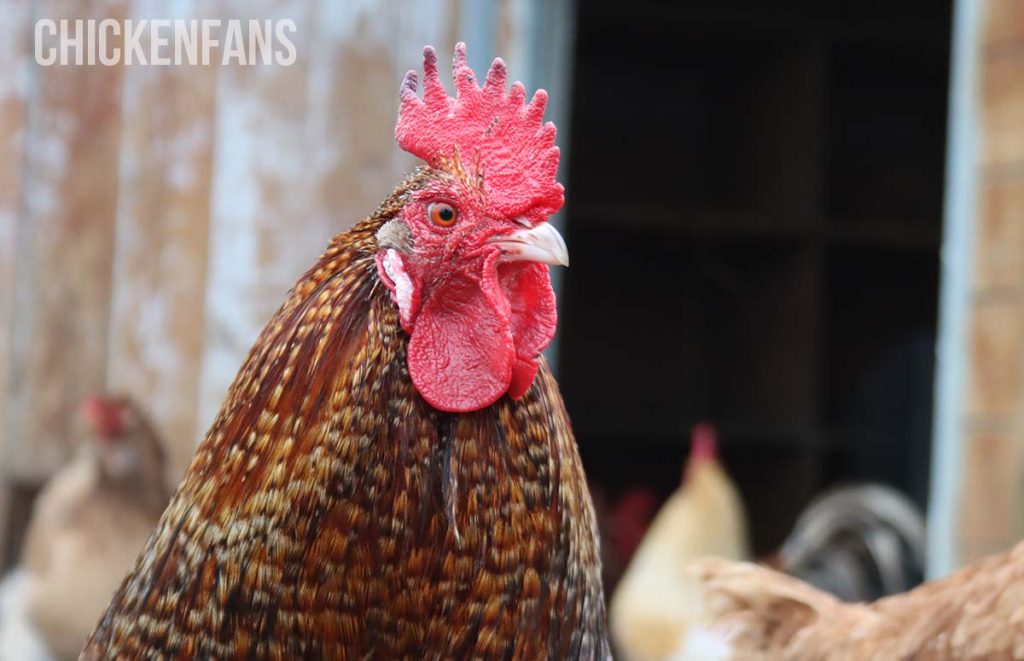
[{"left": 428, "top": 202, "right": 457, "bottom": 227}]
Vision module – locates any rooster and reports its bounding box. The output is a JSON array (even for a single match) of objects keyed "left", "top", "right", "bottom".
[
  {"left": 2, "top": 396, "right": 168, "bottom": 661},
  {"left": 676, "top": 542, "right": 1024, "bottom": 660},
  {"left": 82, "top": 44, "right": 609, "bottom": 659},
  {"left": 609, "top": 423, "right": 749, "bottom": 661}
]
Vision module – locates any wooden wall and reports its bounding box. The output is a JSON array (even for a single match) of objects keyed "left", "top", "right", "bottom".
[
  {"left": 958, "top": 0, "right": 1024, "bottom": 563},
  {"left": 0, "top": 0, "right": 553, "bottom": 507}
]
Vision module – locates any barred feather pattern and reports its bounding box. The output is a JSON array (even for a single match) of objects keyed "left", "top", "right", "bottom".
[{"left": 81, "top": 169, "right": 609, "bottom": 660}]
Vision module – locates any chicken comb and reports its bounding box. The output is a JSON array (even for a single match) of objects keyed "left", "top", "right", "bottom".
[
  {"left": 690, "top": 422, "right": 718, "bottom": 462},
  {"left": 80, "top": 395, "right": 126, "bottom": 440},
  {"left": 396, "top": 43, "right": 564, "bottom": 222}
]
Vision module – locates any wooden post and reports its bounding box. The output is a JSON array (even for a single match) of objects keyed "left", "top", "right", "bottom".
[{"left": 952, "top": 0, "right": 1024, "bottom": 566}]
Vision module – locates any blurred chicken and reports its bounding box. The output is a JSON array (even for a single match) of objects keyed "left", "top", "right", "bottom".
[
  {"left": 0, "top": 570, "right": 54, "bottom": 661},
  {"left": 610, "top": 423, "right": 749, "bottom": 661},
  {"left": 772, "top": 483, "right": 926, "bottom": 602},
  {"left": 6, "top": 396, "right": 168, "bottom": 660},
  {"left": 680, "top": 540, "right": 1024, "bottom": 660}
]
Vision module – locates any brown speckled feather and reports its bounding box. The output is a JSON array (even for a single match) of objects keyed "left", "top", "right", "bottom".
[{"left": 81, "top": 169, "right": 609, "bottom": 660}]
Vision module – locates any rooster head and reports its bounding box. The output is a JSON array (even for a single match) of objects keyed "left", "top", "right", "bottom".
[{"left": 376, "top": 43, "right": 567, "bottom": 413}]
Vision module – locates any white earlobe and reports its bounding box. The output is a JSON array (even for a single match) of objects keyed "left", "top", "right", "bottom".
[{"left": 382, "top": 249, "right": 415, "bottom": 326}]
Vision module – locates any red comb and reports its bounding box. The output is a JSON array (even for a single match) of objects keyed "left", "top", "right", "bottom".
[
  {"left": 690, "top": 421, "right": 718, "bottom": 462},
  {"left": 395, "top": 43, "right": 564, "bottom": 223},
  {"left": 80, "top": 396, "right": 125, "bottom": 439}
]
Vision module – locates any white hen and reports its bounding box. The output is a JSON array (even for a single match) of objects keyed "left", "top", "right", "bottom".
[
  {"left": 0, "top": 569, "right": 56, "bottom": 661},
  {"left": 609, "top": 423, "right": 749, "bottom": 661}
]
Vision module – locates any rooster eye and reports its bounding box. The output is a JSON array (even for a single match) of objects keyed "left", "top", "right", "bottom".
[{"left": 428, "top": 202, "right": 457, "bottom": 227}]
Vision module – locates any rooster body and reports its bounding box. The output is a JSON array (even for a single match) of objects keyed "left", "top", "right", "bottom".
[{"left": 84, "top": 46, "right": 608, "bottom": 659}]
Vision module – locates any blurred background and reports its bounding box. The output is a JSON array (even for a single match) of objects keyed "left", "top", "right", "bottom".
[{"left": 0, "top": 0, "right": 1021, "bottom": 657}]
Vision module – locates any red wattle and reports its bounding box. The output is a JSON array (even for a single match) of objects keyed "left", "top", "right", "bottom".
[
  {"left": 407, "top": 263, "right": 514, "bottom": 413},
  {"left": 405, "top": 252, "right": 558, "bottom": 412},
  {"left": 507, "top": 356, "right": 540, "bottom": 400},
  {"left": 501, "top": 262, "right": 556, "bottom": 400}
]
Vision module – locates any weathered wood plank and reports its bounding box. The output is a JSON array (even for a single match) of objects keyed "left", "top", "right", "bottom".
[
  {"left": 959, "top": 430, "right": 1024, "bottom": 561},
  {"left": 0, "top": 0, "right": 32, "bottom": 477},
  {"left": 6, "top": 0, "right": 127, "bottom": 480},
  {"left": 0, "top": 0, "right": 33, "bottom": 567},
  {"left": 984, "top": 0, "right": 1024, "bottom": 51},
  {"left": 982, "top": 50, "right": 1024, "bottom": 169},
  {"left": 106, "top": 0, "right": 219, "bottom": 483},
  {"left": 975, "top": 178, "right": 1024, "bottom": 292}
]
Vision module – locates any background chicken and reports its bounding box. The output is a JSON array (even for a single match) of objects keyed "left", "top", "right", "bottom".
[
  {"left": 609, "top": 422, "right": 749, "bottom": 661},
  {"left": 0, "top": 570, "right": 53, "bottom": 661},
  {"left": 770, "top": 483, "right": 927, "bottom": 602},
  {"left": 608, "top": 426, "right": 927, "bottom": 661},
  {"left": 0, "top": 395, "right": 168, "bottom": 661},
  {"left": 677, "top": 540, "right": 1024, "bottom": 661},
  {"left": 82, "top": 44, "right": 609, "bottom": 659}
]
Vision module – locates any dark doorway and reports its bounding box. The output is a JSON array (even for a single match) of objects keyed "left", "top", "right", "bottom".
[{"left": 559, "top": 0, "right": 952, "bottom": 558}]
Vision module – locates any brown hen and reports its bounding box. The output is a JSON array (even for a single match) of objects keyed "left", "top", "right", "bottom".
[{"left": 677, "top": 543, "right": 1024, "bottom": 660}]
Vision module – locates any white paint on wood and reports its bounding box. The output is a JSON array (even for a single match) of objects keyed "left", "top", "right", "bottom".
[
  {"left": 7, "top": 0, "right": 126, "bottom": 480},
  {"left": 106, "top": 0, "right": 219, "bottom": 482},
  {"left": 197, "top": 0, "right": 319, "bottom": 438},
  {"left": 0, "top": 0, "right": 32, "bottom": 480}
]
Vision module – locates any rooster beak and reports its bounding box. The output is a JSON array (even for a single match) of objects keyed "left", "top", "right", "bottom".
[{"left": 489, "top": 222, "right": 569, "bottom": 267}]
